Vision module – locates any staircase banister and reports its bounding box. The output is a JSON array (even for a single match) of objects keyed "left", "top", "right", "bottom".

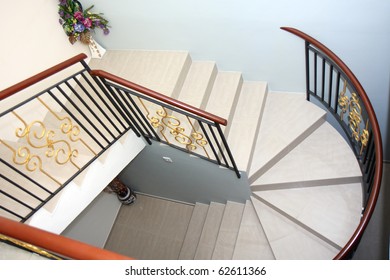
[
  {"left": 281, "top": 26, "right": 383, "bottom": 259},
  {"left": 0, "top": 53, "right": 88, "bottom": 101},
  {"left": 0, "top": 216, "right": 132, "bottom": 260},
  {"left": 90, "top": 69, "right": 228, "bottom": 126}
]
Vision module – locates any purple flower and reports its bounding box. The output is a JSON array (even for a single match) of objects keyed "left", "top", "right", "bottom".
[
  {"left": 59, "top": 0, "right": 67, "bottom": 5},
  {"left": 74, "top": 23, "right": 85, "bottom": 33},
  {"left": 103, "top": 28, "right": 110, "bottom": 35}
]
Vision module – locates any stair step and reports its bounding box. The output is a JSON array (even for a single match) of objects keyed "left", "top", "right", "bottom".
[
  {"left": 89, "top": 50, "right": 191, "bottom": 98},
  {"left": 251, "top": 197, "right": 339, "bottom": 259},
  {"left": 251, "top": 122, "right": 362, "bottom": 189},
  {"left": 26, "top": 130, "right": 145, "bottom": 234},
  {"left": 248, "top": 92, "right": 326, "bottom": 183},
  {"left": 212, "top": 201, "right": 245, "bottom": 260},
  {"left": 232, "top": 200, "right": 275, "bottom": 260},
  {"left": 205, "top": 72, "right": 243, "bottom": 136},
  {"left": 253, "top": 182, "right": 363, "bottom": 248},
  {"left": 177, "top": 61, "right": 217, "bottom": 109},
  {"left": 194, "top": 201, "right": 225, "bottom": 259},
  {"left": 178, "top": 202, "right": 209, "bottom": 260},
  {"left": 227, "top": 81, "right": 268, "bottom": 172}
]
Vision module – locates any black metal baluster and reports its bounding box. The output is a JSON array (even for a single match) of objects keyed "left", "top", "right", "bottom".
[
  {"left": 114, "top": 87, "right": 152, "bottom": 144},
  {"left": 0, "top": 205, "right": 24, "bottom": 220},
  {"left": 125, "top": 93, "right": 161, "bottom": 142},
  {"left": 314, "top": 51, "right": 318, "bottom": 97},
  {"left": 215, "top": 124, "right": 241, "bottom": 178},
  {"left": 334, "top": 72, "right": 341, "bottom": 114},
  {"left": 98, "top": 78, "right": 141, "bottom": 137},
  {"left": 65, "top": 80, "right": 116, "bottom": 140},
  {"left": 73, "top": 75, "right": 120, "bottom": 136},
  {"left": 327, "top": 65, "right": 334, "bottom": 107},
  {"left": 82, "top": 73, "right": 127, "bottom": 132},
  {"left": 0, "top": 159, "right": 53, "bottom": 195},
  {"left": 321, "top": 58, "right": 326, "bottom": 101},
  {"left": 199, "top": 122, "right": 221, "bottom": 165},
  {"left": 48, "top": 89, "right": 106, "bottom": 149},
  {"left": 0, "top": 174, "right": 45, "bottom": 203},
  {"left": 208, "top": 125, "right": 229, "bottom": 167},
  {"left": 305, "top": 42, "right": 311, "bottom": 100}
]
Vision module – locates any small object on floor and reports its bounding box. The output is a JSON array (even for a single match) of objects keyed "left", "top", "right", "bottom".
[{"left": 107, "top": 177, "right": 137, "bottom": 205}]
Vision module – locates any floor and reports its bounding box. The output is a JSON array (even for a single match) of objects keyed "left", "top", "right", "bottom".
[
  {"left": 104, "top": 194, "right": 194, "bottom": 260},
  {"left": 104, "top": 164, "right": 389, "bottom": 260}
]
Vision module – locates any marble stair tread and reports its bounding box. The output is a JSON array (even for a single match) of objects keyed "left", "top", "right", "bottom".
[
  {"left": 251, "top": 122, "right": 362, "bottom": 189},
  {"left": 194, "top": 201, "right": 225, "bottom": 260},
  {"left": 204, "top": 72, "right": 243, "bottom": 136},
  {"left": 89, "top": 50, "right": 191, "bottom": 98},
  {"left": 252, "top": 182, "right": 363, "bottom": 248},
  {"left": 232, "top": 200, "right": 275, "bottom": 260},
  {"left": 227, "top": 81, "right": 268, "bottom": 172},
  {"left": 178, "top": 202, "right": 209, "bottom": 260},
  {"left": 248, "top": 92, "right": 326, "bottom": 183},
  {"left": 251, "top": 197, "right": 339, "bottom": 259},
  {"left": 211, "top": 201, "right": 245, "bottom": 260},
  {"left": 177, "top": 61, "right": 217, "bottom": 109}
]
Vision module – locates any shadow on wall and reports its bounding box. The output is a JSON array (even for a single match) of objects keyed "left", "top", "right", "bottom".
[{"left": 118, "top": 141, "right": 251, "bottom": 205}]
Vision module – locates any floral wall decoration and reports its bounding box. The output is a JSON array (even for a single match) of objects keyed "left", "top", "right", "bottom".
[{"left": 58, "top": 0, "right": 110, "bottom": 45}]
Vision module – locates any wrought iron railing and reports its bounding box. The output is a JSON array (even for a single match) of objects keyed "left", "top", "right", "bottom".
[
  {"left": 0, "top": 53, "right": 239, "bottom": 223},
  {"left": 281, "top": 27, "right": 383, "bottom": 259},
  {"left": 90, "top": 70, "right": 240, "bottom": 178}
]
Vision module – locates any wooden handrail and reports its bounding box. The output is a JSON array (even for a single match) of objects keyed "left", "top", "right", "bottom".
[
  {"left": 0, "top": 216, "right": 132, "bottom": 260},
  {"left": 90, "top": 69, "right": 228, "bottom": 126},
  {"left": 0, "top": 53, "right": 88, "bottom": 101},
  {"left": 281, "top": 27, "right": 383, "bottom": 259}
]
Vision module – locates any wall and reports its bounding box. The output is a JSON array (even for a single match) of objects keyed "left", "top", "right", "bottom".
[
  {"left": 1, "top": 0, "right": 90, "bottom": 92},
  {"left": 119, "top": 142, "right": 252, "bottom": 205},
  {"left": 83, "top": 0, "right": 390, "bottom": 160}
]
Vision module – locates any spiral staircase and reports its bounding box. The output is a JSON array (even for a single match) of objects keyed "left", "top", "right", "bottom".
[
  {"left": 89, "top": 49, "right": 363, "bottom": 259},
  {"left": 0, "top": 28, "right": 382, "bottom": 260}
]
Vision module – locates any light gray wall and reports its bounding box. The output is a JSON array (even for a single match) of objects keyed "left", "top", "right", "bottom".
[
  {"left": 118, "top": 142, "right": 251, "bottom": 205},
  {"left": 84, "top": 0, "right": 390, "bottom": 160}
]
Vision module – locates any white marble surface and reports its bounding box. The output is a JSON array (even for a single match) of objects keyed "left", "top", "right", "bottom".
[
  {"left": 252, "top": 122, "right": 362, "bottom": 188},
  {"left": 177, "top": 61, "right": 217, "bottom": 109},
  {"left": 89, "top": 50, "right": 191, "bottom": 98},
  {"left": 205, "top": 72, "right": 243, "bottom": 125},
  {"left": 212, "top": 201, "right": 245, "bottom": 259},
  {"left": 253, "top": 182, "right": 363, "bottom": 248},
  {"left": 251, "top": 197, "right": 339, "bottom": 259},
  {"left": 178, "top": 202, "right": 209, "bottom": 260},
  {"left": 233, "top": 200, "right": 275, "bottom": 260},
  {"left": 194, "top": 202, "right": 225, "bottom": 259},
  {"left": 249, "top": 92, "right": 326, "bottom": 182},
  {"left": 228, "top": 81, "right": 268, "bottom": 172}
]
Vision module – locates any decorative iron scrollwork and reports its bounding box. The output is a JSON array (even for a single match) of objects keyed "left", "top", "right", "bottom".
[
  {"left": 138, "top": 98, "right": 210, "bottom": 157},
  {"left": 338, "top": 80, "right": 370, "bottom": 155}
]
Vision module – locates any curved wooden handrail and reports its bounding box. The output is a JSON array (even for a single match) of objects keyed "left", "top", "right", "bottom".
[
  {"left": 0, "top": 53, "right": 88, "bottom": 101},
  {"left": 90, "top": 69, "right": 228, "bottom": 126},
  {"left": 281, "top": 27, "right": 383, "bottom": 259},
  {"left": 0, "top": 216, "right": 132, "bottom": 260}
]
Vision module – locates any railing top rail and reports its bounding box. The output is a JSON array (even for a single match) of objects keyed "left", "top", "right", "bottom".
[
  {"left": 0, "top": 216, "right": 132, "bottom": 260},
  {"left": 281, "top": 27, "right": 383, "bottom": 259},
  {"left": 90, "top": 69, "right": 228, "bottom": 126},
  {"left": 0, "top": 53, "right": 88, "bottom": 101}
]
